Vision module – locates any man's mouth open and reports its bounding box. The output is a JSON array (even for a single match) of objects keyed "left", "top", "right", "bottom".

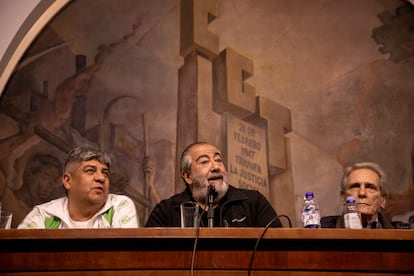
[{"left": 208, "top": 175, "right": 223, "bottom": 185}]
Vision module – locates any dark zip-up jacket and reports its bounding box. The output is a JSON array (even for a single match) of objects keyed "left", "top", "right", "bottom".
[
  {"left": 335, "top": 212, "right": 394, "bottom": 229},
  {"left": 145, "top": 185, "right": 282, "bottom": 227}
]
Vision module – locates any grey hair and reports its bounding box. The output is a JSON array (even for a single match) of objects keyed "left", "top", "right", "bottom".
[
  {"left": 340, "top": 162, "right": 387, "bottom": 197},
  {"left": 180, "top": 142, "right": 208, "bottom": 175},
  {"left": 63, "top": 146, "right": 111, "bottom": 173}
]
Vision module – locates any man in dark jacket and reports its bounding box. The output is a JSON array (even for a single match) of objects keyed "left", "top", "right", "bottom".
[
  {"left": 145, "top": 142, "right": 282, "bottom": 228},
  {"left": 336, "top": 162, "right": 394, "bottom": 229}
]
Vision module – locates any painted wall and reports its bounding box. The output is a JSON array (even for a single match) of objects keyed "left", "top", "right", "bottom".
[{"left": 1, "top": 0, "right": 413, "bottom": 228}]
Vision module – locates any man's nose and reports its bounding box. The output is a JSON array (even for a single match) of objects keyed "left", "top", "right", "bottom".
[
  {"left": 211, "top": 160, "right": 221, "bottom": 171},
  {"left": 358, "top": 184, "right": 366, "bottom": 197},
  {"left": 94, "top": 171, "right": 106, "bottom": 183}
]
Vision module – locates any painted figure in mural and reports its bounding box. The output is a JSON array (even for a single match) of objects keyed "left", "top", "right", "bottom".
[
  {"left": 17, "top": 154, "right": 64, "bottom": 208},
  {"left": 0, "top": 154, "right": 66, "bottom": 227},
  {"left": 386, "top": 141, "right": 414, "bottom": 227},
  {"left": 145, "top": 142, "right": 282, "bottom": 227},
  {"left": 18, "top": 146, "right": 138, "bottom": 229},
  {"left": 336, "top": 162, "right": 394, "bottom": 229}
]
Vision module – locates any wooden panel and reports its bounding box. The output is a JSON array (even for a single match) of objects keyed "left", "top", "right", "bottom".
[{"left": 0, "top": 228, "right": 413, "bottom": 274}]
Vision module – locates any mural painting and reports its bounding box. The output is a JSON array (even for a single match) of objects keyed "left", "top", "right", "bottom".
[{"left": 0, "top": 0, "right": 413, "bottom": 228}]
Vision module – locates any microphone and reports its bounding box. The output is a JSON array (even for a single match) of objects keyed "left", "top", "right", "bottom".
[{"left": 207, "top": 185, "right": 217, "bottom": 228}]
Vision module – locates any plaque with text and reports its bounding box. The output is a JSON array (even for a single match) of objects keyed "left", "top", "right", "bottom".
[{"left": 225, "top": 113, "right": 269, "bottom": 199}]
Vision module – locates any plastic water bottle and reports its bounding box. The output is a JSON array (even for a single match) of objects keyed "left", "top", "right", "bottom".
[
  {"left": 301, "top": 192, "right": 321, "bottom": 228},
  {"left": 343, "top": 196, "right": 362, "bottom": 229}
]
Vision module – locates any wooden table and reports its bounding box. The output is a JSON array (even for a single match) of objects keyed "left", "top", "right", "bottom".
[{"left": 0, "top": 228, "right": 413, "bottom": 275}]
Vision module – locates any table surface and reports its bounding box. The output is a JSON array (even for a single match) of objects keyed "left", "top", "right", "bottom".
[
  {"left": 1, "top": 227, "right": 413, "bottom": 239},
  {"left": 1, "top": 228, "right": 413, "bottom": 274}
]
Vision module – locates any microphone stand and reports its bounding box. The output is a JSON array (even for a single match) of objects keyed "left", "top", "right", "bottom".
[{"left": 207, "top": 185, "right": 216, "bottom": 228}]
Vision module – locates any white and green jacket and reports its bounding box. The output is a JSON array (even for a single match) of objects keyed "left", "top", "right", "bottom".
[{"left": 18, "top": 194, "right": 139, "bottom": 229}]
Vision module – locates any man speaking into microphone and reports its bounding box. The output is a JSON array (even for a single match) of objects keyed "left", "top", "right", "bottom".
[{"left": 145, "top": 142, "right": 283, "bottom": 228}]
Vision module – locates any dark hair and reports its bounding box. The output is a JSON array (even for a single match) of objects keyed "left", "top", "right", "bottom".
[
  {"left": 63, "top": 146, "right": 111, "bottom": 173},
  {"left": 340, "top": 162, "right": 387, "bottom": 197}
]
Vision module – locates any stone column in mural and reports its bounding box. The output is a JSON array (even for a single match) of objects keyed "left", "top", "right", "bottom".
[
  {"left": 178, "top": 0, "right": 294, "bottom": 221},
  {"left": 177, "top": 0, "right": 221, "bottom": 190}
]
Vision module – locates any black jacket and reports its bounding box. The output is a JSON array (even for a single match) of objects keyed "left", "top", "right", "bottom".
[
  {"left": 335, "top": 212, "right": 394, "bottom": 229},
  {"left": 145, "top": 185, "right": 282, "bottom": 227}
]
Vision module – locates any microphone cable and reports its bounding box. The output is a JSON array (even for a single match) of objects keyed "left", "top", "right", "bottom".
[
  {"left": 247, "top": 214, "right": 292, "bottom": 276},
  {"left": 190, "top": 192, "right": 209, "bottom": 276}
]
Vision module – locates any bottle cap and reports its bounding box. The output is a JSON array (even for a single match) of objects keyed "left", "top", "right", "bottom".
[
  {"left": 305, "top": 192, "right": 314, "bottom": 198},
  {"left": 346, "top": 196, "right": 356, "bottom": 203}
]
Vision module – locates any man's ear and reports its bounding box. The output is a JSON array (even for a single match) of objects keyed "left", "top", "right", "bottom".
[
  {"left": 340, "top": 195, "right": 347, "bottom": 205},
  {"left": 380, "top": 196, "right": 386, "bottom": 209},
  {"left": 62, "top": 173, "right": 71, "bottom": 190},
  {"left": 182, "top": 171, "right": 192, "bottom": 185}
]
